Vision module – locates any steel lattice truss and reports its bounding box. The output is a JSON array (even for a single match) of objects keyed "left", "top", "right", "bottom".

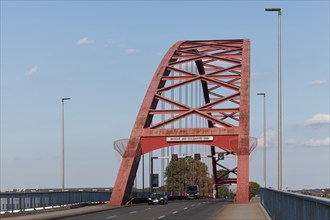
[
  {"left": 147, "top": 40, "right": 243, "bottom": 130},
  {"left": 110, "top": 39, "right": 251, "bottom": 206}
]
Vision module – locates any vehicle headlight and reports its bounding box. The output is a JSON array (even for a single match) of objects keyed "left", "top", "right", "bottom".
[
  {"left": 160, "top": 197, "right": 164, "bottom": 200},
  {"left": 148, "top": 198, "right": 151, "bottom": 200}
]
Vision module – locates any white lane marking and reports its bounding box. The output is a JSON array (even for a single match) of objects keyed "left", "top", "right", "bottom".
[
  {"left": 107, "top": 216, "right": 117, "bottom": 219},
  {"left": 145, "top": 207, "right": 151, "bottom": 210},
  {"left": 191, "top": 204, "right": 195, "bottom": 206},
  {"left": 129, "top": 211, "right": 137, "bottom": 214},
  {"left": 172, "top": 211, "right": 178, "bottom": 214},
  {"left": 158, "top": 216, "right": 165, "bottom": 219},
  {"left": 184, "top": 207, "right": 188, "bottom": 210}
]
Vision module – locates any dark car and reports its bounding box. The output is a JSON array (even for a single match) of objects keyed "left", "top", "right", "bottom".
[
  {"left": 186, "top": 185, "right": 200, "bottom": 200},
  {"left": 148, "top": 193, "right": 168, "bottom": 205}
]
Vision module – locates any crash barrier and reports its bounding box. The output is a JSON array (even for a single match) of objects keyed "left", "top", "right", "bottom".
[
  {"left": 260, "top": 188, "right": 330, "bottom": 220},
  {"left": 0, "top": 191, "right": 111, "bottom": 213},
  {"left": 1, "top": 191, "right": 213, "bottom": 213}
]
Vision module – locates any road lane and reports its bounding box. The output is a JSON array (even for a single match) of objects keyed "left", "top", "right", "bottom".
[
  {"left": 60, "top": 199, "right": 229, "bottom": 220},
  {"left": 162, "top": 199, "right": 228, "bottom": 220}
]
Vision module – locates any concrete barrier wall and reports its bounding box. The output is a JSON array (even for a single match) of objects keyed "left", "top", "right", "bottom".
[{"left": 260, "top": 188, "right": 330, "bottom": 220}]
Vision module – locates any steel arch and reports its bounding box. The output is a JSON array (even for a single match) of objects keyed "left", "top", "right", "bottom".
[{"left": 110, "top": 39, "right": 250, "bottom": 205}]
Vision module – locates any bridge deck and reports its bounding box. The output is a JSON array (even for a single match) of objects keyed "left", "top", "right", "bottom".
[{"left": 1, "top": 198, "right": 270, "bottom": 220}]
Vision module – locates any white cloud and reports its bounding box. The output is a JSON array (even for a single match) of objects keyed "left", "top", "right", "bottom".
[
  {"left": 303, "top": 137, "right": 330, "bottom": 147},
  {"left": 251, "top": 72, "right": 266, "bottom": 79},
  {"left": 283, "top": 137, "right": 330, "bottom": 148},
  {"left": 303, "top": 114, "right": 330, "bottom": 126},
  {"left": 284, "top": 139, "right": 298, "bottom": 146},
  {"left": 25, "top": 66, "right": 40, "bottom": 76},
  {"left": 125, "top": 48, "right": 138, "bottom": 54},
  {"left": 311, "top": 80, "right": 327, "bottom": 85},
  {"left": 257, "top": 129, "right": 277, "bottom": 148},
  {"left": 77, "top": 37, "right": 94, "bottom": 45}
]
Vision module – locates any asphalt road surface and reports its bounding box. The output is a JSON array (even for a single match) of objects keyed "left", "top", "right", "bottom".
[{"left": 60, "top": 199, "right": 229, "bottom": 220}]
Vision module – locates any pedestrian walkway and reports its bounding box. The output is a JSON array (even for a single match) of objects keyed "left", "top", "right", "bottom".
[{"left": 212, "top": 197, "right": 271, "bottom": 220}]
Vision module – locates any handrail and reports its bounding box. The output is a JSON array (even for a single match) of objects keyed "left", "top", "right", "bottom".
[
  {"left": 260, "top": 188, "right": 330, "bottom": 220},
  {"left": 0, "top": 191, "right": 111, "bottom": 213}
]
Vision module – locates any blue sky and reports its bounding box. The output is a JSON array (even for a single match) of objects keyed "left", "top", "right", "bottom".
[{"left": 1, "top": 1, "right": 329, "bottom": 191}]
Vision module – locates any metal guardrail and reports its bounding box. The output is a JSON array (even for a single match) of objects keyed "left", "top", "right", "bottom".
[
  {"left": 260, "top": 188, "right": 330, "bottom": 220},
  {"left": 0, "top": 191, "right": 111, "bottom": 213},
  {"left": 1, "top": 191, "right": 206, "bottom": 213}
]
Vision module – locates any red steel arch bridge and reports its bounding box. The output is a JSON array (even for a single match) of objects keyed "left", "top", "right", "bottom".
[{"left": 110, "top": 39, "right": 256, "bottom": 206}]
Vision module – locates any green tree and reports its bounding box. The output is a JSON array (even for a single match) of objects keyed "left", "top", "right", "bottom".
[
  {"left": 218, "top": 185, "right": 229, "bottom": 198},
  {"left": 216, "top": 170, "right": 229, "bottom": 180},
  {"left": 164, "top": 158, "right": 212, "bottom": 195},
  {"left": 249, "top": 181, "right": 260, "bottom": 199},
  {"left": 216, "top": 169, "right": 230, "bottom": 198}
]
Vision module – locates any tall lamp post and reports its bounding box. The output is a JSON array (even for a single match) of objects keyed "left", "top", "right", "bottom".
[
  {"left": 62, "top": 97, "right": 71, "bottom": 191},
  {"left": 265, "top": 7, "right": 282, "bottom": 191},
  {"left": 257, "top": 93, "right": 267, "bottom": 188}
]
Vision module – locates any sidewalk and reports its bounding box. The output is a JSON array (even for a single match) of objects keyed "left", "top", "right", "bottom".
[
  {"left": 0, "top": 204, "right": 122, "bottom": 220},
  {"left": 212, "top": 197, "right": 271, "bottom": 220}
]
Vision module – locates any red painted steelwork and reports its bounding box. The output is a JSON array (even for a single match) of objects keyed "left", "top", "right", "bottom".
[
  {"left": 110, "top": 39, "right": 250, "bottom": 205},
  {"left": 236, "top": 39, "right": 250, "bottom": 203},
  {"left": 140, "top": 136, "right": 238, "bottom": 154}
]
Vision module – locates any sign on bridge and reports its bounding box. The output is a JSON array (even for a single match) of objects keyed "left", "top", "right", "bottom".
[{"left": 166, "top": 136, "right": 214, "bottom": 142}]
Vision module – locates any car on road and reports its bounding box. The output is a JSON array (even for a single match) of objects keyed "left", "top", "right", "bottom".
[
  {"left": 186, "top": 185, "right": 200, "bottom": 200},
  {"left": 148, "top": 193, "right": 168, "bottom": 205}
]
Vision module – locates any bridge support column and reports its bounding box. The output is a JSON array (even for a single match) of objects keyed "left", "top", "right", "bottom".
[
  {"left": 110, "top": 146, "right": 141, "bottom": 206},
  {"left": 236, "top": 154, "right": 249, "bottom": 203},
  {"left": 236, "top": 39, "right": 250, "bottom": 203}
]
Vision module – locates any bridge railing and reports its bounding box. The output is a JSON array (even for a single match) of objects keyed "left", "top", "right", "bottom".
[
  {"left": 0, "top": 191, "right": 111, "bottom": 213},
  {"left": 260, "top": 188, "right": 330, "bottom": 220}
]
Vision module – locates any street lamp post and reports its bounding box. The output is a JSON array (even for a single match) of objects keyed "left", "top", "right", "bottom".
[
  {"left": 257, "top": 93, "right": 267, "bottom": 188},
  {"left": 265, "top": 7, "right": 282, "bottom": 191},
  {"left": 62, "top": 97, "right": 71, "bottom": 192},
  {"left": 149, "top": 152, "right": 153, "bottom": 193}
]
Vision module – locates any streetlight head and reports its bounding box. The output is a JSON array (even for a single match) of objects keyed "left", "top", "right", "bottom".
[
  {"left": 265, "top": 8, "right": 281, "bottom": 12},
  {"left": 62, "top": 98, "right": 71, "bottom": 101},
  {"left": 257, "top": 93, "right": 266, "bottom": 96}
]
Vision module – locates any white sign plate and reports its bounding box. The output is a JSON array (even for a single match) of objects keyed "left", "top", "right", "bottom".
[{"left": 166, "top": 136, "right": 214, "bottom": 142}]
